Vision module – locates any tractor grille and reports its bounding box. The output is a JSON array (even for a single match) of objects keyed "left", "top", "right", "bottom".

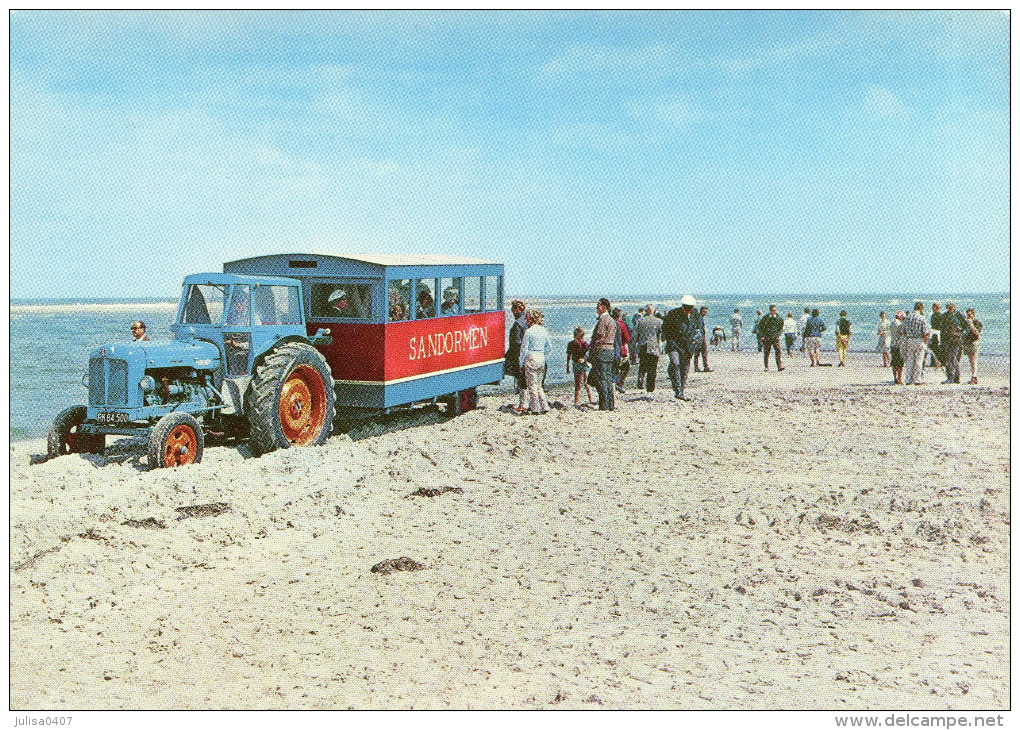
[{"left": 88, "top": 357, "right": 129, "bottom": 406}]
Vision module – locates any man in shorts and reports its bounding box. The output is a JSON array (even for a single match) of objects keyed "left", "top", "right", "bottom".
[
  {"left": 962, "top": 307, "right": 983, "bottom": 384},
  {"left": 802, "top": 308, "right": 826, "bottom": 366}
]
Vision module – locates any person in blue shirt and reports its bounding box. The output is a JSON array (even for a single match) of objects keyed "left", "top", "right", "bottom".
[{"left": 802, "top": 309, "right": 827, "bottom": 367}]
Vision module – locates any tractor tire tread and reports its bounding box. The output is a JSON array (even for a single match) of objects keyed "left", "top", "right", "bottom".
[{"left": 247, "top": 343, "right": 335, "bottom": 457}]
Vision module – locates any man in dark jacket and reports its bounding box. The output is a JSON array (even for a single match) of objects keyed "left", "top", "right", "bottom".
[
  {"left": 929, "top": 302, "right": 944, "bottom": 368},
  {"left": 504, "top": 300, "right": 528, "bottom": 405},
  {"left": 758, "top": 304, "right": 785, "bottom": 371},
  {"left": 662, "top": 294, "right": 703, "bottom": 401},
  {"left": 939, "top": 301, "right": 968, "bottom": 384}
]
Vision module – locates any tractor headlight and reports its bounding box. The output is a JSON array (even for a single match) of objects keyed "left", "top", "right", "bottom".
[{"left": 139, "top": 375, "right": 156, "bottom": 391}]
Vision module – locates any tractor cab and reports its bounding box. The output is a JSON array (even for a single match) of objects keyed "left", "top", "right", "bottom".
[{"left": 171, "top": 273, "right": 307, "bottom": 377}]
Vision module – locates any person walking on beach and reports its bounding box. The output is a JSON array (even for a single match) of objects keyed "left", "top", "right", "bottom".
[
  {"left": 693, "top": 306, "right": 712, "bottom": 372},
  {"left": 799, "top": 307, "right": 811, "bottom": 353},
  {"left": 902, "top": 302, "right": 931, "bottom": 385},
  {"left": 566, "top": 327, "right": 595, "bottom": 407},
  {"left": 877, "top": 311, "right": 892, "bottom": 367},
  {"left": 630, "top": 312, "right": 642, "bottom": 369},
  {"left": 929, "top": 302, "right": 944, "bottom": 369},
  {"left": 663, "top": 295, "right": 702, "bottom": 401},
  {"left": 752, "top": 309, "right": 764, "bottom": 352},
  {"left": 802, "top": 309, "right": 826, "bottom": 366},
  {"left": 518, "top": 309, "right": 551, "bottom": 414},
  {"left": 890, "top": 310, "right": 906, "bottom": 384},
  {"left": 758, "top": 305, "right": 785, "bottom": 371},
  {"left": 505, "top": 300, "right": 529, "bottom": 411},
  {"left": 130, "top": 321, "right": 150, "bottom": 342},
  {"left": 783, "top": 312, "right": 798, "bottom": 356},
  {"left": 612, "top": 308, "right": 632, "bottom": 393},
  {"left": 730, "top": 309, "right": 743, "bottom": 351},
  {"left": 634, "top": 304, "right": 662, "bottom": 393},
  {"left": 835, "top": 311, "right": 852, "bottom": 366},
  {"left": 589, "top": 298, "right": 620, "bottom": 411},
  {"left": 962, "top": 307, "right": 983, "bottom": 384},
  {"left": 939, "top": 301, "right": 968, "bottom": 384}
]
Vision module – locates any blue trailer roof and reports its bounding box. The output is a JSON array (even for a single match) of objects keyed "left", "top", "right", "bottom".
[
  {"left": 224, "top": 253, "right": 503, "bottom": 279},
  {"left": 183, "top": 272, "right": 302, "bottom": 287}
]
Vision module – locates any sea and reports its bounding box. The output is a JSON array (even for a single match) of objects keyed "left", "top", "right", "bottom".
[{"left": 9, "top": 293, "right": 1010, "bottom": 442}]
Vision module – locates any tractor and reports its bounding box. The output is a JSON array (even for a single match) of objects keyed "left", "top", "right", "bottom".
[{"left": 48, "top": 272, "right": 335, "bottom": 468}]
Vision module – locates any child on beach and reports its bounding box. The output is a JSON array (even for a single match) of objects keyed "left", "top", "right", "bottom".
[{"left": 566, "top": 327, "right": 595, "bottom": 407}]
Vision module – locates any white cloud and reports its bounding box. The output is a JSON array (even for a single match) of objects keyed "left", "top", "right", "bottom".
[
  {"left": 862, "top": 85, "right": 911, "bottom": 119},
  {"left": 628, "top": 94, "right": 702, "bottom": 128},
  {"left": 539, "top": 43, "right": 683, "bottom": 78}
]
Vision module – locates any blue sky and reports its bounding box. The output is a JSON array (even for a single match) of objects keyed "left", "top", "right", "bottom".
[{"left": 10, "top": 10, "right": 1009, "bottom": 299}]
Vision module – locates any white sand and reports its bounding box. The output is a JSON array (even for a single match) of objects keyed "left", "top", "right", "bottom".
[{"left": 9, "top": 351, "right": 1009, "bottom": 709}]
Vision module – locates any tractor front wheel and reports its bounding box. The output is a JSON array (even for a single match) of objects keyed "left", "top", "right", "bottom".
[
  {"left": 248, "top": 343, "right": 336, "bottom": 457},
  {"left": 47, "top": 406, "right": 105, "bottom": 459},
  {"left": 148, "top": 412, "right": 204, "bottom": 469}
]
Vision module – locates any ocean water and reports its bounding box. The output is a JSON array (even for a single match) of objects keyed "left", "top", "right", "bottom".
[{"left": 9, "top": 293, "right": 1009, "bottom": 441}]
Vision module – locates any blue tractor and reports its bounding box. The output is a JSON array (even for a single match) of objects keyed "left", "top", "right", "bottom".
[{"left": 48, "top": 273, "right": 335, "bottom": 468}]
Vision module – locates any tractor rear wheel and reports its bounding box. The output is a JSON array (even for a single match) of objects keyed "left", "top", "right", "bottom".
[
  {"left": 47, "top": 406, "right": 105, "bottom": 459},
  {"left": 248, "top": 342, "right": 336, "bottom": 457},
  {"left": 148, "top": 412, "right": 204, "bottom": 469}
]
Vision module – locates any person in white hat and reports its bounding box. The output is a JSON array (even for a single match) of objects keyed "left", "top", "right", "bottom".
[
  {"left": 662, "top": 295, "right": 703, "bottom": 401},
  {"left": 328, "top": 288, "right": 350, "bottom": 315}
]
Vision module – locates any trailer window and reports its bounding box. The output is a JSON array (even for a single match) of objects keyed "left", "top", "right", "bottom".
[
  {"left": 440, "top": 277, "right": 461, "bottom": 316},
  {"left": 310, "top": 282, "right": 374, "bottom": 320},
  {"left": 253, "top": 285, "right": 301, "bottom": 326},
  {"left": 388, "top": 279, "right": 411, "bottom": 322},
  {"left": 463, "top": 277, "right": 482, "bottom": 314},
  {"left": 180, "top": 284, "right": 228, "bottom": 324},
  {"left": 485, "top": 275, "right": 501, "bottom": 311},
  {"left": 415, "top": 279, "right": 436, "bottom": 319}
]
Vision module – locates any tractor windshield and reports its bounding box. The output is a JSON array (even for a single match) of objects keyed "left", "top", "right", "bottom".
[{"left": 179, "top": 284, "right": 229, "bottom": 325}]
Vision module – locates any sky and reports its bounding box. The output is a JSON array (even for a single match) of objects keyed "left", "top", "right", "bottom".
[{"left": 9, "top": 10, "right": 1010, "bottom": 299}]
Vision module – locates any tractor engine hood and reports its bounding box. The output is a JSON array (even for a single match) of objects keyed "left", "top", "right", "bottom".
[{"left": 89, "top": 340, "right": 221, "bottom": 371}]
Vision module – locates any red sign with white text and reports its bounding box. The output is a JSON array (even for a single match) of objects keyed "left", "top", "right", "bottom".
[
  {"left": 308, "top": 311, "right": 505, "bottom": 384},
  {"left": 385, "top": 311, "right": 505, "bottom": 382}
]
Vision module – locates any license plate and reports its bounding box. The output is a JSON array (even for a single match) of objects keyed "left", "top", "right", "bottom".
[{"left": 96, "top": 411, "right": 130, "bottom": 424}]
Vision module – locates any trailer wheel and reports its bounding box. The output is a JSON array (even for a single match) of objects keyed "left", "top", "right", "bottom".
[
  {"left": 443, "top": 388, "right": 477, "bottom": 417},
  {"left": 47, "top": 405, "right": 105, "bottom": 459},
  {"left": 459, "top": 388, "right": 478, "bottom": 412},
  {"left": 148, "top": 412, "right": 204, "bottom": 469},
  {"left": 248, "top": 342, "right": 336, "bottom": 456}
]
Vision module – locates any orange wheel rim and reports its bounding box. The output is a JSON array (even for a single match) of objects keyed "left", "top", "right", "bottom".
[
  {"left": 279, "top": 364, "right": 326, "bottom": 445},
  {"left": 164, "top": 424, "right": 198, "bottom": 467}
]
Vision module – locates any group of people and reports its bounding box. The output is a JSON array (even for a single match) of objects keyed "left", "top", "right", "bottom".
[
  {"left": 503, "top": 296, "right": 987, "bottom": 414},
  {"left": 727, "top": 306, "right": 853, "bottom": 369},
  {"left": 504, "top": 296, "right": 709, "bottom": 414},
  {"left": 885, "top": 301, "right": 983, "bottom": 385}
]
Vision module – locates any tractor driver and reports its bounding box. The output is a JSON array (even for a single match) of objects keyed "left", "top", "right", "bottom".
[{"left": 130, "top": 321, "right": 150, "bottom": 342}]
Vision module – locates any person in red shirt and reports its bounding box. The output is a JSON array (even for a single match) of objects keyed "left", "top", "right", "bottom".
[{"left": 612, "top": 307, "right": 631, "bottom": 393}]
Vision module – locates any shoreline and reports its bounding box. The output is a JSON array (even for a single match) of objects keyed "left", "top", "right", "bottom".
[{"left": 9, "top": 350, "right": 1010, "bottom": 444}]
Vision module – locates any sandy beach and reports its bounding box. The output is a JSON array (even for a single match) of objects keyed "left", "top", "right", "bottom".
[{"left": 9, "top": 350, "right": 1009, "bottom": 710}]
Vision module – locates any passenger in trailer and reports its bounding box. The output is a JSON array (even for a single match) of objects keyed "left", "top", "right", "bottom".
[
  {"left": 329, "top": 289, "right": 352, "bottom": 316},
  {"left": 441, "top": 286, "right": 460, "bottom": 315},
  {"left": 417, "top": 288, "right": 436, "bottom": 319},
  {"left": 389, "top": 286, "right": 408, "bottom": 321}
]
